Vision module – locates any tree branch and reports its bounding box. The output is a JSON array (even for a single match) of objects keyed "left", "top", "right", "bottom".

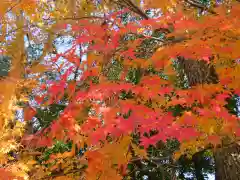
[
  {"left": 185, "top": 0, "right": 218, "bottom": 15},
  {"left": 112, "top": 0, "right": 149, "bottom": 19},
  {"left": 5, "top": 0, "right": 22, "bottom": 14}
]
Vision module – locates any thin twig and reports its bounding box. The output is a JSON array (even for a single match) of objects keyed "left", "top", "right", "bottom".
[
  {"left": 5, "top": 0, "right": 22, "bottom": 14},
  {"left": 62, "top": 16, "right": 105, "bottom": 21},
  {"left": 131, "top": 155, "right": 171, "bottom": 162},
  {"left": 111, "top": 0, "right": 149, "bottom": 19}
]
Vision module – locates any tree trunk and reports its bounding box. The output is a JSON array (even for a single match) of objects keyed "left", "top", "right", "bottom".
[
  {"left": 214, "top": 143, "right": 240, "bottom": 180},
  {"left": 192, "top": 152, "right": 205, "bottom": 180}
]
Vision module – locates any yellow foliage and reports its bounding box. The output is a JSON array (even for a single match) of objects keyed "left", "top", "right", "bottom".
[
  {"left": 132, "top": 144, "right": 148, "bottom": 159},
  {"left": 55, "top": 176, "right": 74, "bottom": 180},
  {"left": 144, "top": 0, "right": 177, "bottom": 12}
]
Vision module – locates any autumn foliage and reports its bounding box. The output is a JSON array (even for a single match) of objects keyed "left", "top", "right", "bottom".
[{"left": 1, "top": 0, "right": 240, "bottom": 179}]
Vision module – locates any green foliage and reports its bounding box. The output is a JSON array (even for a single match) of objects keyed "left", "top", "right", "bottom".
[
  {"left": 91, "top": 76, "right": 100, "bottom": 84},
  {"left": 35, "top": 104, "right": 66, "bottom": 128},
  {"left": 106, "top": 60, "right": 123, "bottom": 81},
  {"left": 135, "top": 32, "right": 164, "bottom": 59},
  {"left": 39, "top": 140, "right": 72, "bottom": 162},
  {"left": 168, "top": 104, "right": 186, "bottom": 117},
  {"left": 126, "top": 67, "right": 142, "bottom": 84},
  {"left": 225, "top": 94, "right": 239, "bottom": 116},
  {"left": 0, "top": 56, "right": 11, "bottom": 77},
  {"left": 119, "top": 90, "right": 134, "bottom": 100}
]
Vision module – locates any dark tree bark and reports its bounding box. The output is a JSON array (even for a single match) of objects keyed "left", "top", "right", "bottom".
[
  {"left": 214, "top": 143, "right": 240, "bottom": 180},
  {"left": 176, "top": 56, "right": 240, "bottom": 180},
  {"left": 192, "top": 152, "right": 205, "bottom": 180},
  {"left": 177, "top": 56, "right": 219, "bottom": 87}
]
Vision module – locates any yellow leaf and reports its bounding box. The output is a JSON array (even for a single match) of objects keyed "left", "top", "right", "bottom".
[
  {"left": 27, "top": 160, "right": 37, "bottom": 165},
  {"left": 132, "top": 144, "right": 148, "bottom": 159},
  {"left": 173, "top": 151, "right": 181, "bottom": 161},
  {"left": 55, "top": 176, "right": 74, "bottom": 180},
  {"left": 144, "top": 0, "right": 177, "bottom": 12},
  {"left": 30, "top": 63, "right": 47, "bottom": 73}
]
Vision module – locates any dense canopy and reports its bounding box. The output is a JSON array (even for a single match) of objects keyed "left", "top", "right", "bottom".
[{"left": 0, "top": 0, "right": 240, "bottom": 179}]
